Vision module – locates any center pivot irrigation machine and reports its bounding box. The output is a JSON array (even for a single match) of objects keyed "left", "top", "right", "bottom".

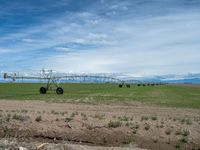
[{"left": 3, "top": 69, "right": 130, "bottom": 95}]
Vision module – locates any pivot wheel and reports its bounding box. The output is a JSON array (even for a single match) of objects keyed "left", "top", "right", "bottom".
[
  {"left": 40, "top": 87, "right": 47, "bottom": 94},
  {"left": 56, "top": 87, "right": 64, "bottom": 95},
  {"left": 119, "top": 84, "right": 123, "bottom": 88}
]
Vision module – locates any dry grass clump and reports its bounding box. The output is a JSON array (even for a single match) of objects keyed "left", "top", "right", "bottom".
[
  {"left": 12, "top": 114, "right": 30, "bottom": 122},
  {"left": 35, "top": 115, "right": 42, "bottom": 122},
  {"left": 108, "top": 121, "right": 122, "bottom": 128}
]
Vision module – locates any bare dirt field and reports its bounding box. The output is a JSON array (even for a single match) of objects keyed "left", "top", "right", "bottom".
[{"left": 0, "top": 100, "right": 200, "bottom": 150}]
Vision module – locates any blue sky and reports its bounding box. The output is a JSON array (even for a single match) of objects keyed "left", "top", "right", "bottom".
[{"left": 0, "top": 0, "right": 200, "bottom": 76}]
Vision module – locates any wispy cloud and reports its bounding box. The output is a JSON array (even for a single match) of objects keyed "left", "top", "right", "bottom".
[{"left": 0, "top": 0, "right": 200, "bottom": 75}]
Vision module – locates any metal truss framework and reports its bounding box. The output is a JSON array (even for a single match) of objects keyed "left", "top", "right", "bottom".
[{"left": 3, "top": 70, "right": 130, "bottom": 95}]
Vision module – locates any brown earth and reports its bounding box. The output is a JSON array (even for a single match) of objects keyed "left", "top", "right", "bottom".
[{"left": 0, "top": 100, "right": 200, "bottom": 150}]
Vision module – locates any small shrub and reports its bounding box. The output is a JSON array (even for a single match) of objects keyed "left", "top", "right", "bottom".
[
  {"left": 61, "top": 112, "right": 65, "bottom": 116},
  {"left": 186, "top": 119, "right": 192, "bottom": 125},
  {"left": 118, "top": 115, "right": 129, "bottom": 122},
  {"left": 160, "top": 124, "right": 164, "bottom": 128},
  {"left": 166, "top": 138, "right": 171, "bottom": 144},
  {"left": 182, "top": 129, "right": 190, "bottom": 136},
  {"left": 131, "top": 123, "right": 139, "bottom": 129},
  {"left": 123, "top": 136, "right": 134, "bottom": 144},
  {"left": 65, "top": 117, "right": 73, "bottom": 122},
  {"left": 94, "top": 113, "right": 105, "bottom": 120},
  {"left": 125, "top": 122, "right": 130, "bottom": 127},
  {"left": 175, "top": 129, "right": 182, "bottom": 135},
  {"left": 175, "top": 142, "right": 183, "bottom": 149},
  {"left": 180, "top": 137, "right": 188, "bottom": 143},
  {"left": 153, "top": 137, "right": 158, "bottom": 143},
  {"left": 141, "top": 116, "right": 149, "bottom": 121},
  {"left": 151, "top": 116, "right": 157, "bottom": 121},
  {"left": 70, "top": 112, "right": 78, "bottom": 118},
  {"left": 12, "top": 114, "right": 29, "bottom": 121},
  {"left": 165, "top": 128, "right": 171, "bottom": 135},
  {"left": 81, "top": 113, "right": 88, "bottom": 120},
  {"left": 35, "top": 115, "right": 42, "bottom": 122},
  {"left": 132, "top": 129, "right": 137, "bottom": 134},
  {"left": 6, "top": 114, "right": 11, "bottom": 122},
  {"left": 51, "top": 110, "right": 59, "bottom": 115},
  {"left": 0, "top": 119, "right": 3, "bottom": 124},
  {"left": 144, "top": 123, "right": 150, "bottom": 130},
  {"left": 21, "top": 109, "right": 28, "bottom": 113},
  {"left": 108, "top": 121, "right": 122, "bottom": 128}
]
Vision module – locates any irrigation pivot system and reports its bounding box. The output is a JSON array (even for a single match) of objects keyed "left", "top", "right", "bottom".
[{"left": 3, "top": 69, "right": 130, "bottom": 95}]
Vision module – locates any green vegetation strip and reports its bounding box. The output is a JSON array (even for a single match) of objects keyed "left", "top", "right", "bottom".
[{"left": 0, "top": 83, "right": 200, "bottom": 108}]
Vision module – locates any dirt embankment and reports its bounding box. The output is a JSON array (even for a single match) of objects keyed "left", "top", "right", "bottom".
[{"left": 0, "top": 100, "right": 200, "bottom": 150}]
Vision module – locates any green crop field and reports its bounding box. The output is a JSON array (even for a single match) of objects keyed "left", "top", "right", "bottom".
[{"left": 0, "top": 83, "right": 200, "bottom": 108}]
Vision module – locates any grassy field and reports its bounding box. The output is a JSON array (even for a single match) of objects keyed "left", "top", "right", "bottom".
[{"left": 0, "top": 83, "right": 200, "bottom": 108}]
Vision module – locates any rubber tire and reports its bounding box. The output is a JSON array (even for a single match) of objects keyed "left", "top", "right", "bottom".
[
  {"left": 56, "top": 87, "right": 64, "bottom": 95},
  {"left": 119, "top": 84, "right": 123, "bottom": 88},
  {"left": 40, "top": 87, "right": 47, "bottom": 94}
]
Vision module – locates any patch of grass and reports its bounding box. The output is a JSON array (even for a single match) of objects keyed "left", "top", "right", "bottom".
[
  {"left": 94, "top": 113, "right": 105, "bottom": 120},
  {"left": 144, "top": 123, "right": 150, "bottom": 131},
  {"left": 180, "top": 118, "right": 193, "bottom": 125},
  {"left": 6, "top": 114, "right": 11, "bottom": 122},
  {"left": 153, "top": 137, "right": 158, "bottom": 143},
  {"left": 122, "top": 135, "right": 134, "bottom": 145},
  {"left": 118, "top": 115, "right": 129, "bottom": 122},
  {"left": 141, "top": 116, "right": 149, "bottom": 121},
  {"left": 60, "top": 112, "right": 65, "bottom": 116},
  {"left": 21, "top": 109, "right": 28, "bottom": 113},
  {"left": 175, "top": 129, "right": 182, "bottom": 136},
  {"left": 151, "top": 116, "right": 157, "bottom": 121},
  {"left": 51, "top": 110, "right": 59, "bottom": 115},
  {"left": 35, "top": 115, "right": 42, "bottom": 122},
  {"left": 81, "top": 113, "right": 88, "bottom": 120},
  {"left": 165, "top": 128, "right": 172, "bottom": 135},
  {"left": 131, "top": 122, "right": 140, "bottom": 129},
  {"left": 186, "top": 119, "right": 193, "bottom": 125},
  {"left": 12, "top": 114, "right": 29, "bottom": 121},
  {"left": 166, "top": 138, "right": 171, "bottom": 145},
  {"left": 1, "top": 83, "right": 200, "bottom": 108},
  {"left": 37, "top": 111, "right": 41, "bottom": 114},
  {"left": 175, "top": 142, "right": 184, "bottom": 150},
  {"left": 108, "top": 121, "right": 122, "bottom": 128},
  {"left": 112, "top": 115, "right": 116, "bottom": 119},
  {"left": 132, "top": 129, "right": 137, "bottom": 134},
  {"left": 182, "top": 129, "right": 190, "bottom": 137},
  {"left": 160, "top": 124, "right": 164, "bottom": 128},
  {"left": 70, "top": 112, "right": 78, "bottom": 118},
  {"left": 125, "top": 122, "right": 131, "bottom": 127},
  {"left": 180, "top": 137, "right": 188, "bottom": 143},
  {"left": 65, "top": 117, "right": 73, "bottom": 122}
]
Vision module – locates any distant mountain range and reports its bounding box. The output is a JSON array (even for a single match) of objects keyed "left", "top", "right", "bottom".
[{"left": 0, "top": 72, "right": 200, "bottom": 84}]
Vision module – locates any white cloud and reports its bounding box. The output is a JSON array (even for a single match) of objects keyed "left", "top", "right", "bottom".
[
  {"left": 54, "top": 47, "right": 70, "bottom": 52},
  {"left": 1, "top": 1, "right": 200, "bottom": 76},
  {"left": 22, "top": 38, "right": 34, "bottom": 43}
]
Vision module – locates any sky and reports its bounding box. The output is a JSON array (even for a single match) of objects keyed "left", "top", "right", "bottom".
[{"left": 0, "top": 0, "right": 200, "bottom": 76}]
